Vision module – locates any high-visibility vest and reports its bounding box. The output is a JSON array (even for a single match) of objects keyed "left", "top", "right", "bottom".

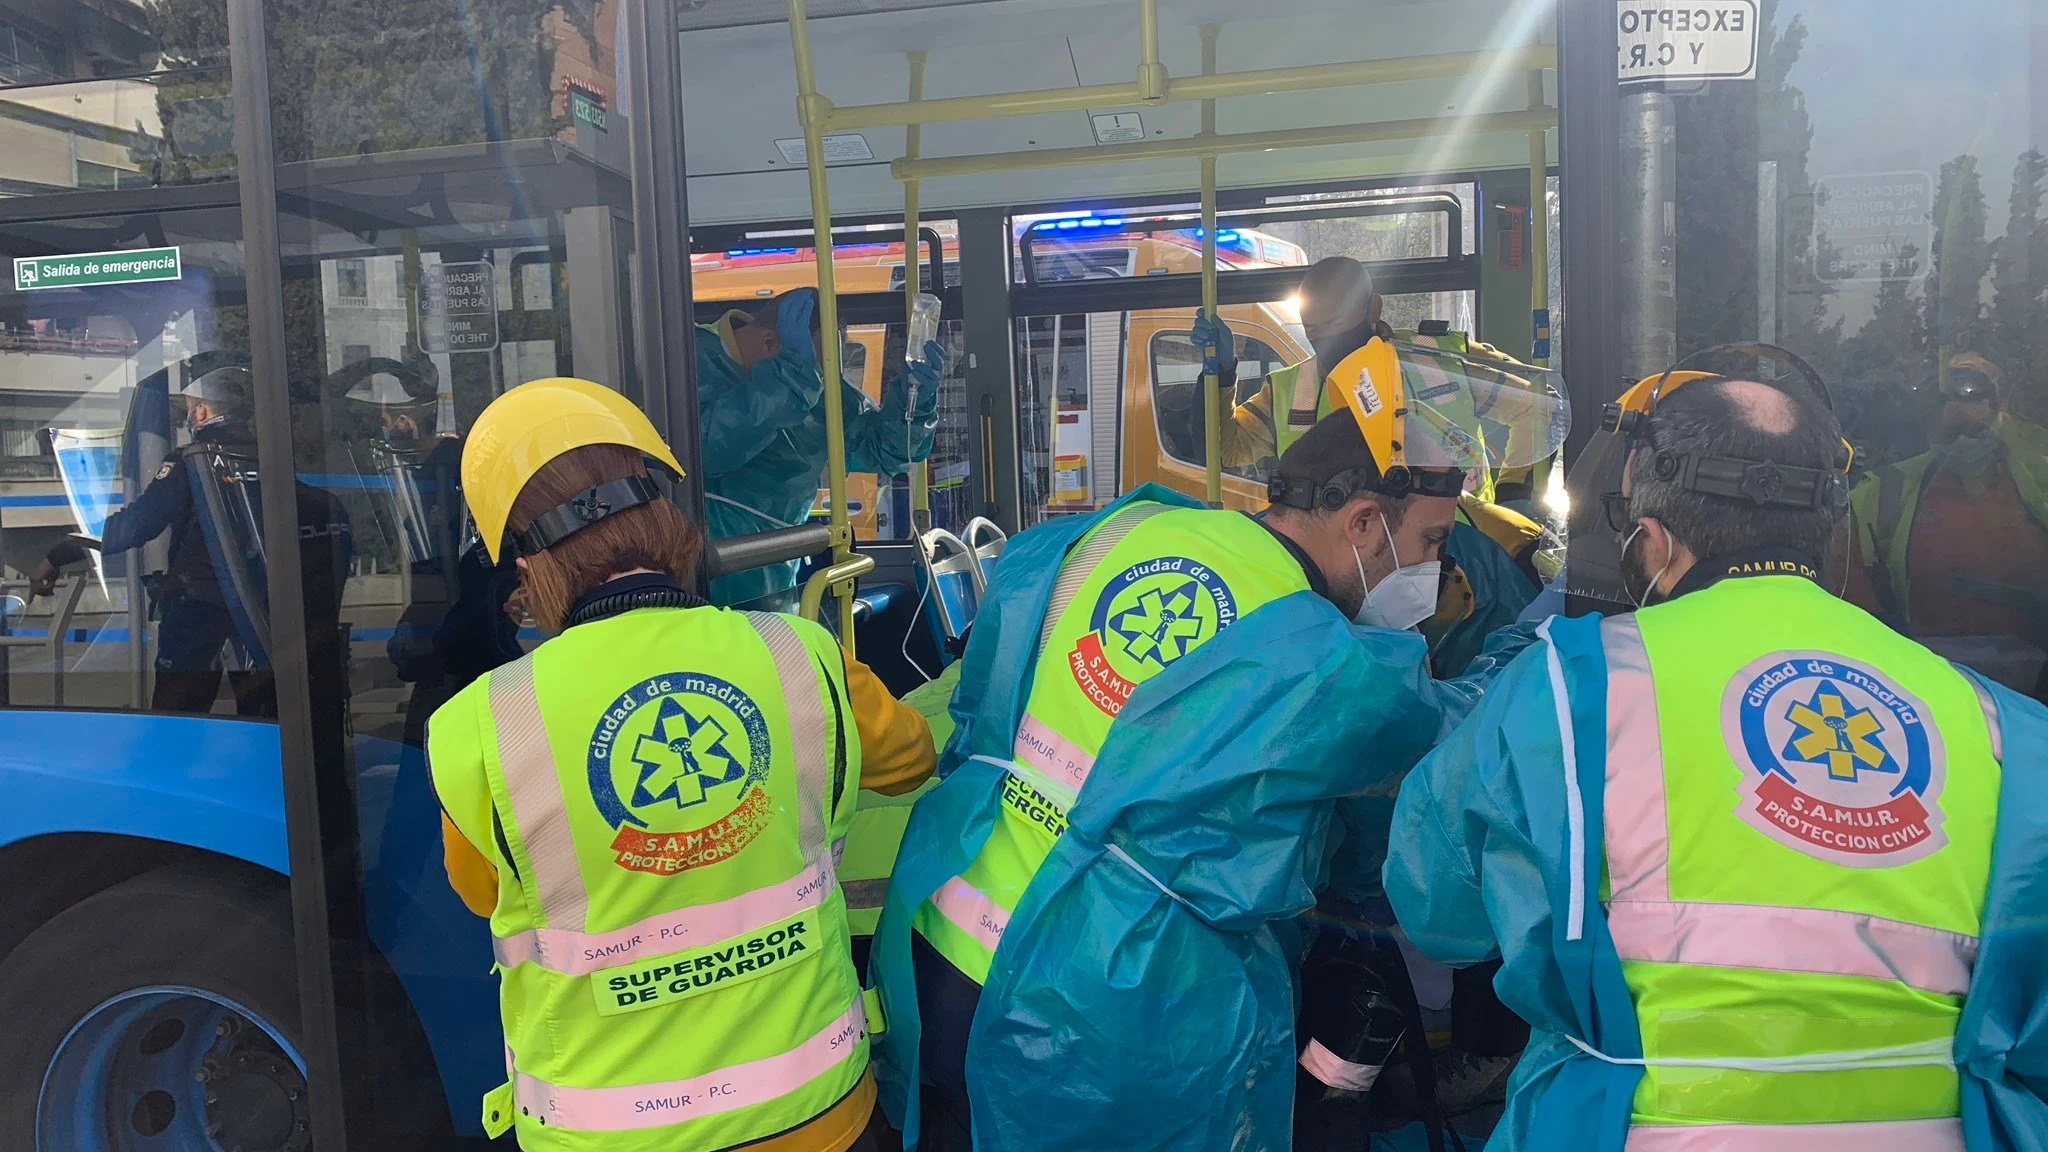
[
  {"left": 1848, "top": 416, "right": 2048, "bottom": 627},
  {"left": 840, "top": 781, "right": 935, "bottom": 939},
  {"left": 1590, "top": 575, "right": 1999, "bottom": 1146},
  {"left": 429, "top": 606, "right": 869, "bottom": 1152},
  {"left": 912, "top": 504, "right": 1311, "bottom": 982}
]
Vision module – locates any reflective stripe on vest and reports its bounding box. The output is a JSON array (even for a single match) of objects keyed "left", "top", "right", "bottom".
[
  {"left": 1624, "top": 1117, "right": 1963, "bottom": 1152},
  {"left": 492, "top": 854, "right": 839, "bottom": 975},
  {"left": 491, "top": 657, "right": 590, "bottom": 933},
  {"left": 509, "top": 999, "right": 867, "bottom": 1132},
  {"left": 1009, "top": 502, "right": 1172, "bottom": 807},
  {"left": 1598, "top": 614, "right": 1985, "bottom": 996}
]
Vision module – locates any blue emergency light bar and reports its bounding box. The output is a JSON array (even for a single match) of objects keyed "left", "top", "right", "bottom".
[{"left": 1029, "top": 216, "right": 1131, "bottom": 233}]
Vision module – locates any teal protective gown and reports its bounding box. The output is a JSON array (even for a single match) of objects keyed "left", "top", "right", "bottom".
[
  {"left": 869, "top": 484, "right": 1490, "bottom": 1152},
  {"left": 1433, "top": 519, "right": 1543, "bottom": 678},
  {"left": 1385, "top": 611, "right": 2048, "bottom": 1152},
  {"left": 696, "top": 316, "right": 935, "bottom": 606}
]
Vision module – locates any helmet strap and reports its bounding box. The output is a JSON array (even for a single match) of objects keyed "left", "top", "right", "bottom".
[{"left": 512, "top": 474, "right": 663, "bottom": 556}]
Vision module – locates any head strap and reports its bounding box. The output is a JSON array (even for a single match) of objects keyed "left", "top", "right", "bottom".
[{"left": 512, "top": 474, "right": 662, "bottom": 556}]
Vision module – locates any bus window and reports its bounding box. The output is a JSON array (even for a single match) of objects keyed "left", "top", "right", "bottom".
[
  {"left": 1263, "top": 184, "right": 1480, "bottom": 334},
  {"left": 1149, "top": 328, "right": 1291, "bottom": 484},
  {"left": 1586, "top": 0, "right": 2047, "bottom": 704},
  {"left": 0, "top": 209, "right": 287, "bottom": 717},
  {"left": 688, "top": 228, "right": 966, "bottom": 560}
]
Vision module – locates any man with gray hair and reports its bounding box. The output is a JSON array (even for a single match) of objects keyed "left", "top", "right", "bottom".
[{"left": 1386, "top": 371, "right": 2048, "bottom": 1151}]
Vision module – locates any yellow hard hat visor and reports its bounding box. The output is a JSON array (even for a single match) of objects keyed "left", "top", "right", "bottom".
[
  {"left": 462, "top": 377, "right": 686, "bottom": 563},
  {"left": 1335, "top": 337, "right": 1571, "bottom": 484}
]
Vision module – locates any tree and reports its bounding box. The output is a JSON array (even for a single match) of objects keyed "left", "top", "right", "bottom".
[
  {"left": 143, "top": 0, "right": 606, "bottom": 167},
  {"left": 1992, "top": 149, "right": 2048, "bottom": 419},
  {"left": 1929, "top": 154, "right": 1994, "bottom": 360}
]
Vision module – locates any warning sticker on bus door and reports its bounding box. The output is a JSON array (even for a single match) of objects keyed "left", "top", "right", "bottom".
[{"left": 1618, "top": 1, "right": 1759, "bottom": 83}]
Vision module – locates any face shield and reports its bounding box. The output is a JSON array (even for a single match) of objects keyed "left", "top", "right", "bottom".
[
  {"left": 1332, "top": 337, "right": 1572, "bottom": 499},
  {"left": 1564, "top": 344, "right": 1850, "bottom": 611}
]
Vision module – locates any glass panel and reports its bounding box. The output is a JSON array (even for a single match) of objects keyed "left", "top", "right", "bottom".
[
  {"left": 264, "top": 0, "right": 645, "bottom": 1139},
  {"left": 0, "top": 207, "right": 337, "bottom": 1148},
  {"left": 0, "top": 0, "right": 236, "bottom": 195},
  {"left": 1149, "top": 326, "right": 1291, "bottom": 485},
  {"left": 1596, "top": 0, "right": 2048, "bottom": 702},
  {"left": 692, "top": 226, "right": 962, "bottom": 590},
  {"left": 0, "top": 208, "right": 258, "bottom": 714}
]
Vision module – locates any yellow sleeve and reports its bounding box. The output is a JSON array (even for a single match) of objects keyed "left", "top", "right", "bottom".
[
  {"left": 441, "top": 811, "right": 500, "bottom": 918},
  {"left": 844, "top": 653, "right": 937, "bottom": 796},
  {"left": 1218, "top": 380, "right": 1279, "bottom": 470}
]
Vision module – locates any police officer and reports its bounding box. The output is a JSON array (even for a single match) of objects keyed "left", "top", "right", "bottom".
[
  {"left": 428, "top": 377, "right": 937, "bottom": 1152},
  {"left": 1388, "top": 367, "right": 2048, "bottom": 1150},
  {"left": 867, "top": 333, "right": 1566, "bottom": 1151},
  {"left": 30, "top": 363, "right": 349, "bottom": 715}
]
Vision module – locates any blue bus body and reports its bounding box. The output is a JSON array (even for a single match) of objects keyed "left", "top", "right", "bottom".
[{"left": 0, "top": 710, "right": 499, "bottom": 1133}]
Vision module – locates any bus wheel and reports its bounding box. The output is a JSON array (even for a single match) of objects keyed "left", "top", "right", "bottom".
[{"left": 0, "top": 862, "right": 310, "bottom": 1152}]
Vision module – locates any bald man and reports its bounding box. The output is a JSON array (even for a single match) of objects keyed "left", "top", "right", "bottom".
[{"left": 1384, "top": 374, "right": 2048, "bottom": 1150}]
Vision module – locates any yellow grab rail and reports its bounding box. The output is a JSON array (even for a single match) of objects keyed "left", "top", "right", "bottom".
[
  {"left": 799, "top": 553, "right": 878, "bottom": 625},
  {"left": 820, "top": 46, "right": 1557, "bottom": 133},
  {"left": 1198, "top": 23, "right": 1221, "bottom": 506},
  {"left": 787, "top": 0, "right": 856, "bottom": 652},
  {"left": 891, "top": 108, "right": 1555, "bottom": 181},
  {"left": 905, "top": 50, "right": 932, "bottom": 535}
]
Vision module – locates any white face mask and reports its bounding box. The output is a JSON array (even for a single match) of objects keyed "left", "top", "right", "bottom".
[{"left": 1352, "top": 514, "right": 1441, "bottom": 632}]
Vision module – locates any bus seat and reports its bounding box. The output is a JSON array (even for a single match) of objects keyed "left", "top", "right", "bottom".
[
  {"left": 853, "top": 582, "right": 906, "bottom": 624},
  {"left": 963, "top": 517, "right": 1008, "bottom": 584},
  {"left": 918, "top": 529, "right": 980, "bottom": 650}
]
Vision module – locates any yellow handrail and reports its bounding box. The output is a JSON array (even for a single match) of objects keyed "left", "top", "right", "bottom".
[
  {"left": 799, "top": 554, "right": 878, "bottom": 624},
  {"left": 820, "top": 46, "right": 1558, "bottom": 133},
  {"left": 891, "top": 108, "right": 1555, "bottom": 181},
  {"left": 787, "top": 0, "right": 856, "bottom": 653},
  {"left": 905, "top": 50, "right": 931, "bottom": 535},
  {"left": 1198, "top": 23, "right": 1221, "bottom": 506},
  {"left": 1527, "top": 69, "right": 1551, "bottom": 368}
]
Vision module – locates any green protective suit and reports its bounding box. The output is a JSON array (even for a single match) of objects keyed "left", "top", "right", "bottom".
[{"left": 698, "top": 312, "right": 937, "bottom": 607}]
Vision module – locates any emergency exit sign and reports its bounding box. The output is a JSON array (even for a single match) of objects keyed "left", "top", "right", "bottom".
[
  {"left": 1618, "top": 1, "right": 1759, "bottom": 83},
  {"left": 14, "top": 246, "right": 181, "bottom": 292}
]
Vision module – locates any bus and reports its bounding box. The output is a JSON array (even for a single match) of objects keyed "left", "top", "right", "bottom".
[{"left": 0, "top": 0, "right": 2032, "bottom": 1147}]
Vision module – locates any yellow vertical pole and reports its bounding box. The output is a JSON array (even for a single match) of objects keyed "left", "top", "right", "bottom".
[
  {"left": 1137, "top": 0, "right": 1165, "bottom": 101},
  {"left": 787, "top": 0, "right": 856, "bottom": 649},
  {"left": 1527, "top": 68, "right": 1551, "bottom": 368},
  {"left": 904, "top": 51, "right": 931, "bottom": 535},
  {"left": 1199, "top": 23, "right": 1221, "bottom": 506}
]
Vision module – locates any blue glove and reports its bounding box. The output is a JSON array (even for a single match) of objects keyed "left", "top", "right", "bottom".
[
  {"left": 1190, "top": 309, "right": 1232, "bottom": 379},
  {"left": 904, "top": 340, "right": 945, "bottom": 422},
  {"left": 775, "top": 288, "right": 818, "bottom": 369}
]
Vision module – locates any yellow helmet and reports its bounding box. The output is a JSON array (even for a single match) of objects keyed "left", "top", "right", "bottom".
[
  {"left": 1331, "top": 336, "right": 1570, "bottom": 498},
  {"left": 461, "top": 377, "right": 686, "bottom": 563}
]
